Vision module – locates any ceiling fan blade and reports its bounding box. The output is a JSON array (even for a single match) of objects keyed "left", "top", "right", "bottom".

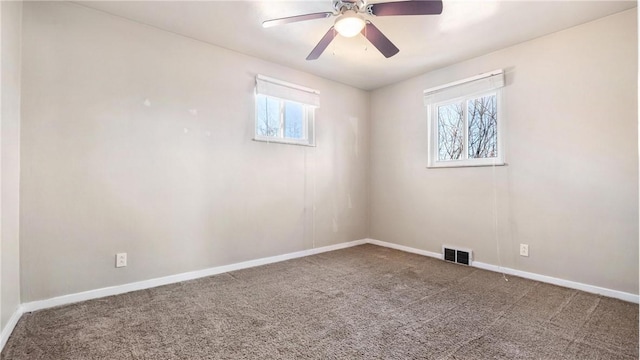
[
  {"left": 306, "top": 27, "right": 337, "bottom": 60},
  {"left": 362, "top": 22, "right": 399, "bottom": 58},
  {"left": 262, "top": 12, "right": 333, "bottom": 28},
  {"left": 368, "top": 0, "right": 443, "bottom": 16}
]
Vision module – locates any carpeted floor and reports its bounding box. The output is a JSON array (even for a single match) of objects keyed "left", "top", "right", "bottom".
[{"left": 2, "top": 244, "right": 638, "bottom": 359}]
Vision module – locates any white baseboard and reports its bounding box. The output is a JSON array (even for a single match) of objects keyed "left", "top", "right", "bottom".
[
  {"left": 471, "top": 261, "right": 639, "bottom": 304},
  {"left": 21, "top": 239, "right": 368, "bottom": 313},
  {"left": 1, "top": 306, "right": 24, "bottom": 353},
  {"left": 367, "top": 238, "right": 639, "bottom": 304},
  {"left": 367, "top": 239, "right": 442, "bottom": 259}
]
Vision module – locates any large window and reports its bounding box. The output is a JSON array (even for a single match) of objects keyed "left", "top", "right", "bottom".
[
  {"left": 254, "top": 75, "right": 318, "bottom": 146},
  {"left": 425, "top": 70, "right": 505, "bottom": 168}
]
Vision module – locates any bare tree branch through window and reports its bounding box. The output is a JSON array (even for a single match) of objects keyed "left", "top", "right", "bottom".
[
  {"left": 256, "top": 95, "right": 280, "bottom": 137},
  {"left": 437, "top": 103, "right": 464, "bottom": 160},
  {"left": 468, "top": 95, "right": 497, "bottom": 159},
  {"left": 436, "top": 93, "right": 498, "bottom": 162}
]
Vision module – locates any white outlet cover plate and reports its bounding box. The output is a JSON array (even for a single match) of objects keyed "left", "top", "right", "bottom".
[
  {"left": 116, "top": 253, "right": 127, "bottom": 268},
  {"left": 519, "top": 244, "right": 529, "bottom": 257}
]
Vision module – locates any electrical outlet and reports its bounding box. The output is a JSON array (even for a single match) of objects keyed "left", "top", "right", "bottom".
[
  {"left": 519, "top": 244, "right": 529, "bottom": 257},
  {"left": 116, "top": 253, "right": 127, "bottom": 268}
]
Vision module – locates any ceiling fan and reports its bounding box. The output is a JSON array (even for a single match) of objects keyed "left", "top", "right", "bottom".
[{"left": 262, "top": 0, "right": 443, "bottom": 60}]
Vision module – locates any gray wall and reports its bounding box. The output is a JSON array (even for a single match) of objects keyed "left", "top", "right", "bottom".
[
  {"left": 1, "top": 0, "right": 22, "bottom": 330},
  {"left": 20, "top": 2, "right": 369, "bottom": 302},
  {"left": 370, "top": 9, "right": 638, "bottom": 294}
]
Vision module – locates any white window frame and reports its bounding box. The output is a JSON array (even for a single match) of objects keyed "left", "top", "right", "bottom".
[
  {"left": 254, "top": 75, "right": 318, "bottom": 147},
  {"left": 426, "top": 70, "right": 505, "bottom": 168}
]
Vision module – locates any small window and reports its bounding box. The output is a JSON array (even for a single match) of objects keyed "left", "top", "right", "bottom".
[
  {"left": 254, "top": 75, "right": 318, "bottom": 146},
  {"left": 426, "top": 70, "right": 505, "bottom": 168},
  {"left": 255, "top": 95, "right": 313, "bottom": 144}
]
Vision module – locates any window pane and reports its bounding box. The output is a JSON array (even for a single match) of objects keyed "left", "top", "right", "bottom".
[
  {"left": 283, "top": 101, "right": 304, "bottom": 139},
  {"left": 437, "top": 102, "right": 464, "bottom": 161},
  {"left": 467, "top": 94, "right": 497, "bottom": 159},
  {"left": 256, "top": 94, "right": 281, "bottom": 137}
]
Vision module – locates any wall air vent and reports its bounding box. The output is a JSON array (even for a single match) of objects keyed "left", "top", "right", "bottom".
[
  {"left": 444, "top": 248, "right": 456, "bottom": 262},
  {"left": 442, "top": 245, "right": 473, "bottom": 266}
]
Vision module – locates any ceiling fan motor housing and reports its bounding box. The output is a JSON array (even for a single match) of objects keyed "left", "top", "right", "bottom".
[{"left": 333, "top": 0, "right": 367, "bottom": 13}]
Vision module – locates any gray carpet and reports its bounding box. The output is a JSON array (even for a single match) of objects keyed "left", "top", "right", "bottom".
[{"left": 2, "top": 244, "right": 638, "bottom": 359}]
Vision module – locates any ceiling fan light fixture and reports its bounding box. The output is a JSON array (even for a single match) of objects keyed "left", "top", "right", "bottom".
[{"left": 334, "top": 11, "right": 365, "bottom": 38}]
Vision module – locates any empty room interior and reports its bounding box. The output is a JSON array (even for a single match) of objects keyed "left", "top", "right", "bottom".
[{"left": 0, "top": 0, "right": 638, "bottom": 358}]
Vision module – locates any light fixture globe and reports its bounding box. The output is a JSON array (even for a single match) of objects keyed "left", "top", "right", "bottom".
[{"left": 334, "top": 10, "right": 365, "bottom": 38}]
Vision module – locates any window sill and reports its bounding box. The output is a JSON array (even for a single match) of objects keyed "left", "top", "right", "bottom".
[
  {"left": 252, "top": 137, "right": 316, "bottom": 147},
  {"left": 427, "top": 162, "right": 507, "bottom": 169}
]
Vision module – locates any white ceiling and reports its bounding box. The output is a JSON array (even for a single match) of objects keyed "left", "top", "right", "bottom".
[{"left": 75, "top": 0, "right": 636, "bottom": 90}]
